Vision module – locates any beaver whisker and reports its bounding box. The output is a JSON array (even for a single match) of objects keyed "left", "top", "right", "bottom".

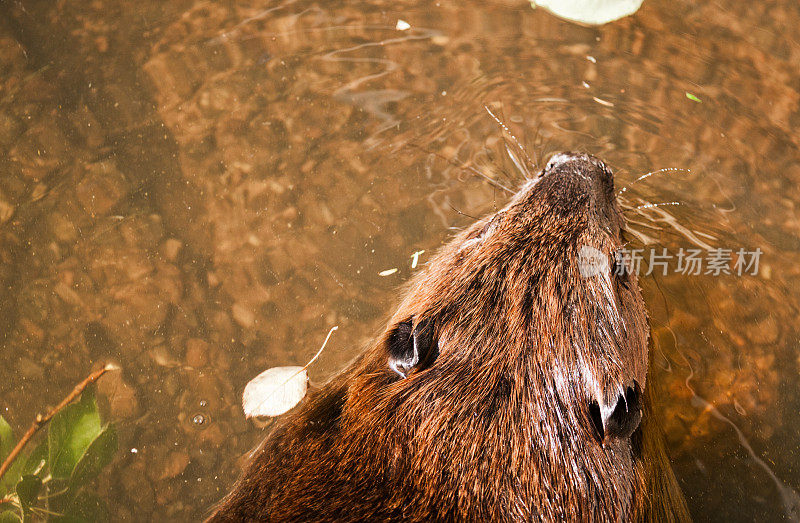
[
  {"left": 622, "top": 217, "right": 663, "bottom": 231},
  {"left": 405, "top": 141, "right": 515, "bottom": 194},
  {"left": 633, "top": 167, "right": 691, "bottom": 183},
  {"left": 447, "top": 203, "right": 487, "bottom": 223},
  {"left": 623, "top": 223, "right": 660, "bottom": 245},
  {"left": 619, "top": 200, "right": 682, "bottom": 214},
  {"left": 617, "top": 167, "right": 690, "bottom": 196},
  {"left": 472, "top": 147, "right": 520, "bottom": 190},
  {"left": 505, "top": 143, "right": 532, "bottom": 180},
  {"left": 634, "top": 201, "right": 681, "bottom": 210},
  {"left": 459, "top": 165, "right": 515, "bottom": 194},
  {"left": 484, "top": 104, "right": 537, "bottom": 179},
  {"left": 626, "top": 199, "right": 715, "bottom": 250}
]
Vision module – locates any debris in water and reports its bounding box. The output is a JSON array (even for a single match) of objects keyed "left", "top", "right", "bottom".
[
  {"left": 531, "top": 0, "right": 644, "bottom": 25},
  {"left": 593, "top": 96, "right": 614, "bottom": 107},
  {"left": 242, "top": 366, "right": 308, "bottom": 418},
  {"left": 396, "top": 19, "right": 411, "bottom": 31},
  {"left": 379, "top": 268, "right": 398, "bottom": 276},
  {"left": 242, "top": 326, "right": 338, "bottom": 419},
  {"left": 686, "top": 92, "right": 702, "bottom": 103},
  {"left": 411, "top": 250, "right": 425, "bottom": 269}
]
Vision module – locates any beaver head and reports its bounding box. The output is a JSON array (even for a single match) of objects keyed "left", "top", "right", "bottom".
[
  {"left": 346, "top": 152, "right": 649, "bottom": 520},
  {"left": 210, "top": 152, "right": 654, "bottom": 522}
]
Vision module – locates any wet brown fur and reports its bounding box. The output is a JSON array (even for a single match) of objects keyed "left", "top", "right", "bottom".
[{"left": 208, "top": 153, "right": 690, "bottom": 522}]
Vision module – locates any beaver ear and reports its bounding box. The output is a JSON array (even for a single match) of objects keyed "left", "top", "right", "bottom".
[
  {"left": 588, "top": 381, "right": 642, "bottom": 442},
  {"left": 387, "top": 317, "right": 437, "bottom": 379}
]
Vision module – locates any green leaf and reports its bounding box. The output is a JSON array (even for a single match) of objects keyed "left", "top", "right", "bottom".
[
  {"left": 48, "top": 387, "right": 102, "bottom": 480},
  {"left": 0, "top": 509, "right": 22, "bottom": 523},
  {"left": 68, "top": 424, "right": 117, "bottom": 490},
  {"left": 685, "top": 92, "right": 702, "bottom": 103},
  {"left": 0, "top": 458, "right": 25, "bottom": 499},
  {"left": 0, "top": 416, "right": 13, "bottom": 463},
  {"left": 15, "top": 476, "right": 41, "bottom": 515},
  {"left": 0, "top": 416, "right": 21, "bottom": 499}
]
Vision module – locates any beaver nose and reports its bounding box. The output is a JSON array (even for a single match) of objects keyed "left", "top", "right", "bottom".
[
  {"left": 542, "top": 152, "right": 608, "bottom": 177},
  {"left": 543, "top": 152, "right": 581, "bottom": 173},
  {"left": 540, "top": 152, "right": 615, "bottom": 195}
]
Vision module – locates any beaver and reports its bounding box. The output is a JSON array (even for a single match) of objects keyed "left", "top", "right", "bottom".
[{"left": 208, "top": 152, "right": 690, "bottom": 522}]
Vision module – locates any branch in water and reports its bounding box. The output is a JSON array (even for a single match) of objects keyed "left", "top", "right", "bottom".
[{"left": 0, "top": 363, "right": 119, "bottom": 480}]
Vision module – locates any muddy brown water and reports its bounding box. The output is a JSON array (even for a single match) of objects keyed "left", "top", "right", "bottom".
[{"left": 0, "top": 0, "right": 799, "bottom": 520}]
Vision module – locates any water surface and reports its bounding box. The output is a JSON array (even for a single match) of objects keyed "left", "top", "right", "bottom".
[{"left": 1, "top": 0, "right": 799, "bottom": 520}]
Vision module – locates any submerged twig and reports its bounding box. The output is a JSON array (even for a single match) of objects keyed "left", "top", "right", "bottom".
[{"left": 0, "top": 364, "right": 118, "bottom": 480}]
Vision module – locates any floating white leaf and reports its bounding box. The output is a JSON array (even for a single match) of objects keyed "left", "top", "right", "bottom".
[
  {"left": 241, "top": 326, "right": 338, "bottom": 420},
  {"left": 242, "top": 366, "right": 308, "bottom": 418},
  {"left": 531, "top": 0, "right": 644, "bottom": 25}
]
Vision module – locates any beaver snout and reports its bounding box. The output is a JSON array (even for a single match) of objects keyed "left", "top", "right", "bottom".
[
  {"left": 542, "top": 152, "right": 614, "bottom": 194},
  {"left": 534, "top": 151, "right": 619, "bottom": 224},
  {"left": 543, "top": 152, "right": 583, "bottom": 174},
  {"left": 542, "top": 151, "right": 611, "bottom": 182}
]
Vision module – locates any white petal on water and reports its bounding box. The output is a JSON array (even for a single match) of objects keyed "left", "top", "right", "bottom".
[
  {"left": 241, "top": 326, "right": 338, "bottom": 420},
  {"left": 395, "top": 19, "right": 411, "bottom": 31},
  {"left": 242, "top": 366, "right": 308, "bottom": 418},
  {"left": 531, "top": 0, "right": 644, "bottom": 25}
]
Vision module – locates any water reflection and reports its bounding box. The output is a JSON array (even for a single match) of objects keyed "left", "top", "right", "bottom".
[{"left": 0, "top": 0, "right": 798, "bottom": 519}]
